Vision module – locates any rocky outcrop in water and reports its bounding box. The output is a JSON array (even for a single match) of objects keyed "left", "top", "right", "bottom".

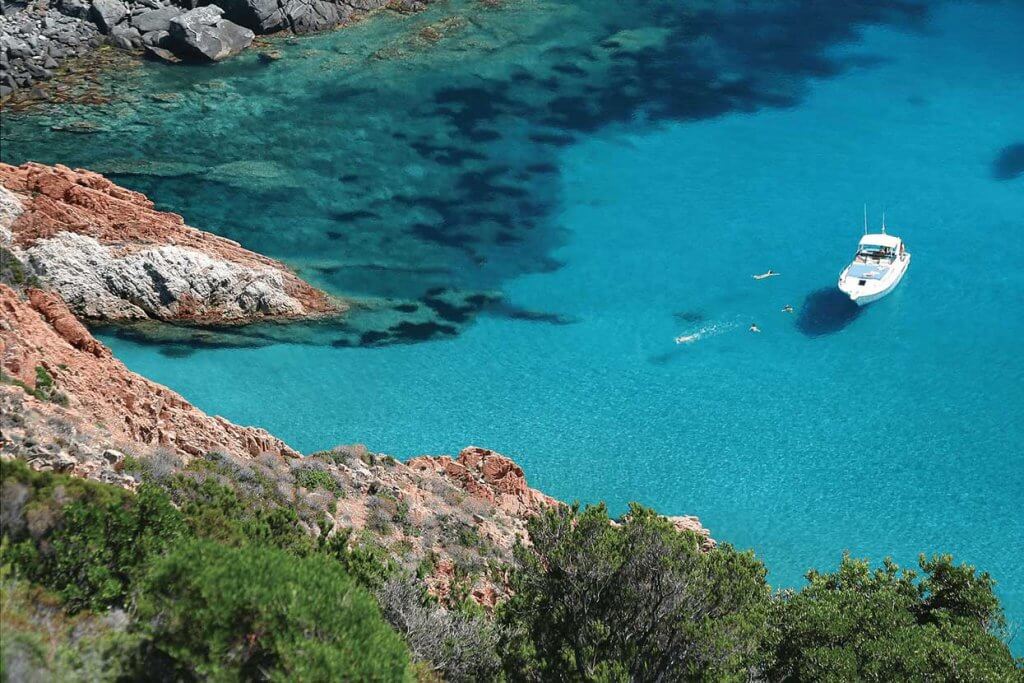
[
  {"left": 0, "top": 162, "right": 341, "bottom": 324},
  {"left": 0, "top": 0, "right": 430, "bottom": 97},
  {"left": 0, "top": 1, "right": 102, "bottom": 95},
  {"left": 156, "top": 5, "right": 253, "bottom": 62}
]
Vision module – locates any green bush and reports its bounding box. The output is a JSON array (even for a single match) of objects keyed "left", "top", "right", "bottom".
[
  {"left": 294, "top": 466, "right": 339, "bottom": 493},
  {"left": 0, "top": 564, "right": 142, "bottom": 682},
  {"left": 168, "top": 475, "right": 318, "bottom": 556},
  {"left": 319, "top": 529, "right": 397, "bottom": 591},
  {"left": 0, "top": 247, "right": 40, "bottom": 288},
  {"left": 1, "top": 460, "right": 185, "bottom": 612},
  {"left": 135, "top": 539, "right": 413, "bottom": 681},
  {"left": 0, "top": 367, "right": 68, "bottom": 405},
  {"left": 500, "top": 503, "right": 775, "bottom": 681},
  {"left": 770, "top": 554, "right": 1022, "bottom": 681}
]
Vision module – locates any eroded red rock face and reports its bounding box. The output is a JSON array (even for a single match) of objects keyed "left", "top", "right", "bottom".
[
  {"left": 0, "top": 284, "right": 297, "bottom": 460},
  {"left": 0, "top": 162, "right": 339, "bottom": 324},
  {"left": 408, "top": 446, "right": 559, "bottom": 518},
  {"left": 26, "top": 288, "right": 109, "bottom": 359}
]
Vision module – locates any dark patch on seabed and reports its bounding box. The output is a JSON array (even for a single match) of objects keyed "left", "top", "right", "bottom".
[
  {"left": 992, "top": 143, "right": 1024, "bottom": 180},
  {"left": 404, "top": 0, "right": 932, "bottom": 309},
  {"left": 796, "top": 288, "right": 862, "bottom": 337}
]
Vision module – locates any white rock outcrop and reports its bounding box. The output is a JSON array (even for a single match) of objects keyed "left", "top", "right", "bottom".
[
  {"left": 0, "top": 162, "right": 339, "bottom": 324},
  {"left": 17, "top": 232, "right": 309, "bottom": 322}
]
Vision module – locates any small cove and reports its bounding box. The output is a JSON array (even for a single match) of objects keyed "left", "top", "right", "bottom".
[{"left": 3, "top": 0, "right": 1022, "bottom": 648}]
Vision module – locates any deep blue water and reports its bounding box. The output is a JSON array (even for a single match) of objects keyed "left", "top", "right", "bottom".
[{"left": 3, "top": 0, "right": 1022, "bottom": 646}]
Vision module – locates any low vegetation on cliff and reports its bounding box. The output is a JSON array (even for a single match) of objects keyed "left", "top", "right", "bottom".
[{"left": 2, "top": 459, "right": 1021, "bottom": 682}]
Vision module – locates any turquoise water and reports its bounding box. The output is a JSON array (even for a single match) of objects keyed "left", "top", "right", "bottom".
[{"left": 3, "top": 0, "right": 1022, "bottom": 644}]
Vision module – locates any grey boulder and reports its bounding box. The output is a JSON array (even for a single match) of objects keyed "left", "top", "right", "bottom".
[
  {"left": 109, "top": 24, "right": 142, "bottom": 49},
  {"left": 56, "top": 0, "right": 91, "bottom": 19},
  {"left": 90, "top": 0, "right": 128, "bottom": 32},
  {"left": 141, "top": 29, "right": 169, "bottom": 46},
  {"left": 132, "top": 6, "right": 183, "bottom": 33},
  {"left": 216, "top": 0, "right": 287, "bottom": 33},
  {"left": 167, "top": 5, "right": 254, "bottom": 61},
  {"left": 284, "top": 0, "right": 347, "bottom": 34}
]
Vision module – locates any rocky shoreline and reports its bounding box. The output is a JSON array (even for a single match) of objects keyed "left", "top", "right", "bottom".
[
  {"left": 0, "top": 278, "right": 714, "bottom": 602},
  {"left": 0, "top": 162, "right": 715, "bottom": 604},
  {"left": 1, "top": 162, "right": 342, "bottom": 324},
  {"left": 0, "top": 0, "right": 429, "bottom": 98}
]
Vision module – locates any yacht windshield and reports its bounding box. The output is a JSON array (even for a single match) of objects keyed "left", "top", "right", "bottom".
[{"left": 857, "top": 245, "right": 894, "bottom": 260}]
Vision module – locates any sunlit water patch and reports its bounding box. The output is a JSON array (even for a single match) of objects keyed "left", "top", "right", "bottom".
[{"left": 3, "top": 0, "right": 1023, "bottom": 649}]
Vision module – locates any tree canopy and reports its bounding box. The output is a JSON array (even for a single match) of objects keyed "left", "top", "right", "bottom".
[
  {"left": 500, "top": 503, "right": 775, "bottom": 681},
  {"left": 135, "top": 539, "right": 413, "bottom": 681},
  {"left": 770, "top": 553, "right": 1022, "bottom": 682}
]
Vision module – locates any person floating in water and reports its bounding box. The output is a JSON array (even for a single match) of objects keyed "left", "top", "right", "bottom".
[
  {"left": 781, "top": 304, "right": 794, "bottom": 313},
  {"left": 752, "top": 269, "right": 779, "bottom": 280},
  {"left": 749, "top": 323, "right": 761, "bottom": 333}
]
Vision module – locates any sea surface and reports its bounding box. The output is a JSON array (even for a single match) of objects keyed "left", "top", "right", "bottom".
[{"left": 3, "top": 0, "right": 1022, "bottom": 646}]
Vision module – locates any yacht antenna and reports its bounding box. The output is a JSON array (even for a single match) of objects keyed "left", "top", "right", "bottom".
[{"left": 863, "top": 205, "right": 868, "bottom": 235}]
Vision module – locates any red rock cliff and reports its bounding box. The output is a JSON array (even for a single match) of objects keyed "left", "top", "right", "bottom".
[{"left": 0, "top": 284, "right": 297, "bottom": 459}]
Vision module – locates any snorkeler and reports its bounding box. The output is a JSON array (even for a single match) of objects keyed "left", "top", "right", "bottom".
[
  {"left": 781, "top": 304, "right": 794, "bottom": 313},
  {"left": 752, "top": 269, "right": 779, "bottom": 280},
  {"left": 749, "top": 323, "right": 761, "bottom": 333}
]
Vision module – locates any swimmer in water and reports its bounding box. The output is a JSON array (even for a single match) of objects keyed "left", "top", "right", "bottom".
[
  {"left": 752, "top": 269, "right": 779, "bottom": 280},
  {"left": 781, "top": 304, "right": 794, "bottom": 313},
  {"left": 675, "top": 334, "right": 698, "bottom": 344},
  {"left": 749, "top": 323, "right": 761, "bottom": 333}
]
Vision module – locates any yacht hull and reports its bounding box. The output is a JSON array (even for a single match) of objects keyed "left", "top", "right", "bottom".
[{"left": 839, "top": 252, "right": 910, "bottom": 306}]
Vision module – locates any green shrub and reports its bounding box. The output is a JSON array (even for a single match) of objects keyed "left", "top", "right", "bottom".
[
  {"left": 770, "top": 554, "right": 1022, "bottom": 681},
  {"left": 34, "top": 366, "right": 54, "bottom": 391},
  {"left": 0, "top": 564, "right": 141, "bottom": 682},
  {"left": 0, "top": 367, "right": 68, "bottom": 405},
  {"left": 0, "top": 247, "right": 40, "bottom": 288},
  {"left": 167, "top": 475, "right": 318, "bottom": 556},
  {"left": 500, "top": 503, "right": 775, "bottom": 681},
  {"left": 294, "top": 466, "right": 339, "bottom": 493},
  {"left": 135, "top": 539, "right": 413, "bottom": 681},
  {"left": 1, "top": 460, "right": 185, "bottom": 612},
  {"left": 456, "top": 525, "right": 481, "bottom": 549},
  {"left": 320, "top": 529, "right": 397, "bottom": 591}
]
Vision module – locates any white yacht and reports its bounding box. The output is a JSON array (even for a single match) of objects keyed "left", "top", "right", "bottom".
[{"left": 838, "top": 220, "right": 910, "bottom": 306}]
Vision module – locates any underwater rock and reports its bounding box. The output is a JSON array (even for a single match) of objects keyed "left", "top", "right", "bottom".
[
  {"left": 205, "top": 159, "right": 300, "bottom": 190},
  {"left": 992, "top": 143, "right": 1024, "bottom": 181},
  {"left": 258, "top": 47, "right": 282, "bottom": 62}
]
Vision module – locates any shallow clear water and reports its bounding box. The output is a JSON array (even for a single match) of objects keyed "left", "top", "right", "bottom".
[{"left": 3, "top": 0, "right": 1023, "bottom": 644}]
